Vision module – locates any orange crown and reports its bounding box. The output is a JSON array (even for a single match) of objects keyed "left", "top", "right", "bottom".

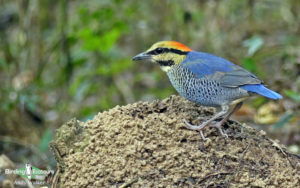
[{"left": 164, "top": 41, "right": 192, "bottom": 51}]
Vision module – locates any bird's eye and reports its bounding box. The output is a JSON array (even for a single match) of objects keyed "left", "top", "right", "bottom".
[{"left": 155, "top": 48, "right": 164, "bottom": 54}]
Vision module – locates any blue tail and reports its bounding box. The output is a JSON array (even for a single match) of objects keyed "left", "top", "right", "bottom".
[{"left": 241, "top": 84, "right": 282, "bottom": 99}]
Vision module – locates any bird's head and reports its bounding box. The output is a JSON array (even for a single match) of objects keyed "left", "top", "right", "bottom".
[{"left": 132, "top": 41, "right": 192, "bottom": 72}]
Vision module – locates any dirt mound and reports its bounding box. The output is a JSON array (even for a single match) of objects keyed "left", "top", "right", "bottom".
[{"left": 50, "top": 95, "right": 300, "bottom": 187}]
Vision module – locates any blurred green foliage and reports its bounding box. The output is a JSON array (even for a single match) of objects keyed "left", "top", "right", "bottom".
[
  {"left": 284, "top": 90, "right": 300, "bottom": 102},
  {"left": 274, "top": 111, "right": 294, "bottom": 131},
  {"left": 0, "top": 0, "right": 300, "bottom": 164}
]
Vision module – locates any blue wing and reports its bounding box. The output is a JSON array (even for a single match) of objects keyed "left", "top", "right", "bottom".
[
  {"left": 181, "top": 51, "right": 282, "bottom": 99},
  {"left": 182, "top": 51, "right": 260, "bottom": 85},
  {"left": 181, "top": 51, "right": 234, "bottom": 78}
]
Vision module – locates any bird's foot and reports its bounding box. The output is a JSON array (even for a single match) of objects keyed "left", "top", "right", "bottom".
[
  {"left": 183, "top": 119, "right": 228, "bottom": 140},
  {"left": 210, "top": 122, "right": 228, "bottom": 138},
  {"left": 183, "top": 119, "right": 209, "bottom": 140}
]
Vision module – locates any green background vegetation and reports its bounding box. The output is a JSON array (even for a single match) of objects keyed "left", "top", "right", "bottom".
[{"left": 0, "top": 0, "right": 299, "bottom": 170}]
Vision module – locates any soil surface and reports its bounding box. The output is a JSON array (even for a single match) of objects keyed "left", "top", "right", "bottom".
[{"left": 50, "top": 95, "right": 300, "bottom": 187}]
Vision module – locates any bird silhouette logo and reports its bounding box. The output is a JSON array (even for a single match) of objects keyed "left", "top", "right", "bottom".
[{"left": 25, "top": 163, "right": 32, "bottom": 180}]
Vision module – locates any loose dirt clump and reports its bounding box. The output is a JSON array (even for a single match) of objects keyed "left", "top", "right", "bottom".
[{"left": 50, "top": 95, "right": 300, "bottom": 187}]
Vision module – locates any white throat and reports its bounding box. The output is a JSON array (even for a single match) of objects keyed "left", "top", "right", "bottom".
[{"left": 160, "top": 66, "right": 171, "bottom": 72}]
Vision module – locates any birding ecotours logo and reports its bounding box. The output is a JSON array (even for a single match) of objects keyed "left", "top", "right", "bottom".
[
  {"left": 4, "top": 163, "right": 54, "bottom": 185},
  {"left": 11, "top": 163, "right": 50, "bottom": 180}
]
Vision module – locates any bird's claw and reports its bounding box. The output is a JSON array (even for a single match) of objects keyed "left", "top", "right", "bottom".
[
  {"left": 183, "top": 118, "right": 209, "bottom": 130},
  {"left": 211, "top": 123, "right": 228, "bottom": 138},
  {"left": 183, "top": 118, "right": 228, "bottom": 140},
  {"left": 183, "top": 118, "right": 208, "bottom": 140},
  {"left": 199, "top": 130, "right": 207, "bottom": 140}
]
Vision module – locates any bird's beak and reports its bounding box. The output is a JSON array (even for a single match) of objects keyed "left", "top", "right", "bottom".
[{"left": 132, "top": 52, "right": 152, "bottom": 61}]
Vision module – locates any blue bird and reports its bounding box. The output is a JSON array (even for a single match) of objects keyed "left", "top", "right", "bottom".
[{"left": 132, "top": 41, "right": 282, "bottom": 140}]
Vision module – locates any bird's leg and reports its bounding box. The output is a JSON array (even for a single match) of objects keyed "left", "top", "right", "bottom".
[
  {"left": 211, "top": 102, "right": 243, "bottom": 137},
  {"left": 184, "top": 105, "right": 229, "bottom": 140},
  {"left": 183, "top": 119, "right": 208, "bottom": 140}
]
